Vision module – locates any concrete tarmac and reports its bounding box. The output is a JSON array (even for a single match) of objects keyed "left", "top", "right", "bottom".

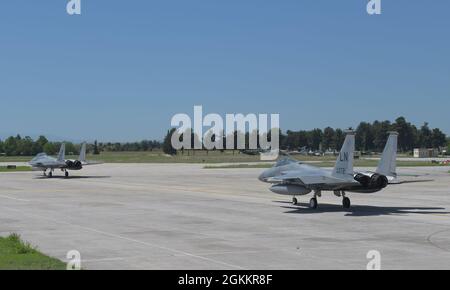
[{"left": 0, "top": 164, "right": 449, "bottom": 269}]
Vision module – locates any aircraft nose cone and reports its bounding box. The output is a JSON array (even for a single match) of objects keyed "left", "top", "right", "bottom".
[{"left": 258, "top": 172, "right": 267, "bottom": 182}]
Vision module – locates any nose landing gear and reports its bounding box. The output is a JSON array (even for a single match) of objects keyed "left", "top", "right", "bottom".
[
  {"left": 343, "top": 197, "right": 351, "bottom": 209},
  {"left": 342, "top": 192, "right": 351, "bottom": 209},
  {"left": 309, "top": 190, "right": 321, "bottom": 209},
  {"left": 309, "top": 197, "right": 318, "bottom": 209}
]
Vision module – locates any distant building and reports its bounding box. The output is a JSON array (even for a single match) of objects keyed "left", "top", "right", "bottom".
[
  {"left": 324, "top": 149, "right": 338, "bottom": 156},
  {"left": 413, "top": 148, "right": 439, "bottom": 158}
]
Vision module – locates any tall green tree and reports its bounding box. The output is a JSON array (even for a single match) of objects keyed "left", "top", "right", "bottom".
[
  {"left": 372, "top": 120, "right": 391, "bottom": 151},
  {"left": 392, "top": 117, "right": 415, "bottom": 152},
  {"left": 333, "top": 129, "right": 345, "bottom": 150},
  {"left": 4, "top": 136, "right": 18, "bottom": 156},
  {"left": 431, "top": 128, "right": 447, "bottom": 148},
  {"left": 356, "top": 122, "right": 374, "bottom": 151},
  {"left": 43, "top": 143, "right": 57, "bottom": 155},
  {"left": 36, "top": 136, "right": 48, "bottom": 148},
  {"left": 65, "top": 142, "right": 77, "bottom": 155},
  {"left": 93, "top": 140, "right": 100, "bottom": 155},
  {"left": 322, "top": 127, "right": 335, "bottom": 150},
  {"left": 162, "top": 129, "right": 177, "bottom": 155},
  {"left": 418, "top": 123, "right": 432, "bottom": 148},
  {"left": 17, "top": 136, "right": 34, "bottom": 156},
  {"left": 285, "top": 130, "right": 299, "bottom": 150},
  {"left": 308, "top": 129, "right": 323, "bottom": 150}
]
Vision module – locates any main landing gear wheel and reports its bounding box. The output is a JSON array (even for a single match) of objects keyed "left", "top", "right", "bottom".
[
  {"left": 48, "top": 171, "right": 53, "bottom": 178},
  {"left": 292, "top": 197, "right": 298, "bottom": 205},
  {"left": 65, "top": 171, "right": 69, "bottom": 178},
  {"left": 343, "top": 197, "right": 351, "bottom": 209},
  {"left": 309, "top": 198, "right": 318, "bottom": 209}
]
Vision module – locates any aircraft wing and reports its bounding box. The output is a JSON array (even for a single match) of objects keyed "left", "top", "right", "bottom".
[
  {"left": 81, "top": 160, "right": 103, "bottom": 166},
  {"left": 266, "top": 171, "right": 303, "bottom": 183},
  {"left": 389, "top": 179, "right": 434, "bottom": 185},
  {"left": 275, "top": 170, "right": 331, "bottom": 184},
  {"left": 267, "top": 171, "right": 357, "bottom": 189},
  {"left": 396, "top": 173, "right": 430, "bottom": 178}
]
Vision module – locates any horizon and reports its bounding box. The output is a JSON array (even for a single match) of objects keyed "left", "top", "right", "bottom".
[
  {"left": 0, "top": 115, "right": 447, "bottom": 143},
  {"left": 1, "top": 1, "right": 449, "bottom": 141}
]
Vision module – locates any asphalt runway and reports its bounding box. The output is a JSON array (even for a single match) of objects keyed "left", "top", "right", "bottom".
[{"left": 0, "top": 164, "right": 449, "bottom": 269}]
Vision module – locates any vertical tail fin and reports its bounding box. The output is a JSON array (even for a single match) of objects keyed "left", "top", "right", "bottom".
[
  {"left": 332, "top": 132, "right": 355, "bottom": 178},
  {"left": 376, "top": 132, "right": 398, "bottom": 178},
  {"left": 79, "top": 142, "right": 87, "bottom": 162},
  {"left": 57, "top": 143, "right": 66, "bottom": 162}
]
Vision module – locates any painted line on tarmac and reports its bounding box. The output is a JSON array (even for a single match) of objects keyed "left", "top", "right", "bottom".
[
  {"left": 0, "top": 194, "right": 30, "bottom": 202},
  {"left": 80, "top": 257, "right": 128, "bottom": 262}
]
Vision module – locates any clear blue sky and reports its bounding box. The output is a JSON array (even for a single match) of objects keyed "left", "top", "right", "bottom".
[{"left": 0, "top": 0, "right": 449, "bottom": 142}]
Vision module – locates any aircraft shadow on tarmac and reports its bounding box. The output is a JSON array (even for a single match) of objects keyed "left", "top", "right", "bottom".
[
  {"left": 34, "top": 176, "right": 111, "bottom": 180},
  {"left": 274, "top": 201, "right": 450, "bottom": 217}
]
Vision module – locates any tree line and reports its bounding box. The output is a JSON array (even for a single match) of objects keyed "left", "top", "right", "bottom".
[
  {"left": 1, "top": 117, "right": 448, "bottom": 157},
  {"left": 0, "top": 135, "right": 79, "bottom": 156},
  {"left": 162, "top": 117, "right": 449, "bottom": 154},
  {"left": 281, "top": 117, "right": 447, "bottom": 152},
  {"left": 0, "top": 136, "right": 162, "bottom": 157}
]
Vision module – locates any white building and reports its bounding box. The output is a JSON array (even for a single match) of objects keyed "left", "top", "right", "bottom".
[{"left": 413, "top": 148, "right": 439, "bottom": 158}]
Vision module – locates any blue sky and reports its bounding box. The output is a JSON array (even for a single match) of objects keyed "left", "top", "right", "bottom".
[{"left": 0, "top": 0, "right": 449, "bottom": 141}]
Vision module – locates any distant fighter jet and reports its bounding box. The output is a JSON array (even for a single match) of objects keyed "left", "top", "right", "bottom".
[
  {"left": 258, "top": 132, "right": 400, "bottom": 209},
  {"left": 29, "top": 143, "right": 101, "bottom": 178}
]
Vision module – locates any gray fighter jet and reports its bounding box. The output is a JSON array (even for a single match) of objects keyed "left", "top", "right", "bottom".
[
  {"left": 29, "top": 142, "right": 100, "bottom": 178},
  {"left": 258, "top": 132, "right": 399, "bottom": 209}
]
